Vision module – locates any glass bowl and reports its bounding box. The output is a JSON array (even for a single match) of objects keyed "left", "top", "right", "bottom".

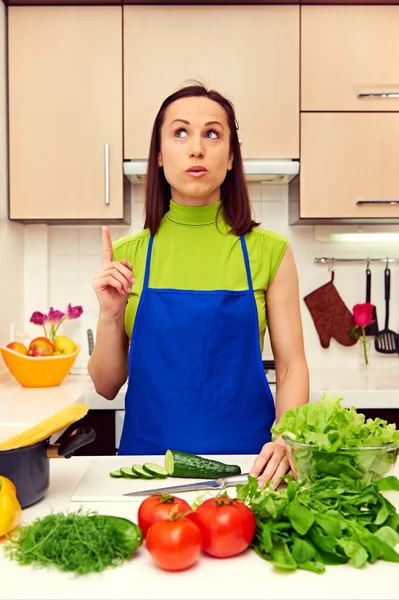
[{"left": 283, "top": 435, "right": 399, "bottom": 485}]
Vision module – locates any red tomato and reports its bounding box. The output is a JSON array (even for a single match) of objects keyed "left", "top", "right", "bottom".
[
  {"left": 189, "top": 495, "right": 256, "bottom": 558},
  {"left": 146, "top": 517, "right": 202, "bottom": 571},
  {"left": 137, "top": 494, "right": 192, "bottom": 538}
]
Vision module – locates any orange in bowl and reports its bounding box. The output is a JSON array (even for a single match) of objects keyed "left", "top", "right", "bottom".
[{"left": 0, "top": 345, "right": 80, "bottom": 388}]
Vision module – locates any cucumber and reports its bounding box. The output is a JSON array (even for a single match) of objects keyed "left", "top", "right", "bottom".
[
  {"left": 109, "top": 469, "right": 124, "bottom": 478},
  {"left": 142, "top": 462, "right": 169, "bottom": 478},
  {"left": 131, "top": 464, "right": 154, "bottom": 479},
  {"left": 165, "top": 450, "right": 241, "bottom": 479},
  {"left": 120, "top": 467, "right": 140, "bottom": 479}
]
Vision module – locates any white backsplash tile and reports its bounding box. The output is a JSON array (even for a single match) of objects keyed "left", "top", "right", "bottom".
[
  {"left": 48, "top": 280, "right": 85, "bottom": 312},
  {"left": 77, "top": 255, "right": 101, "bottom": 283},
  {"left": 77, "top": 227, "right": 103, "bottom": 255},
  {"left": 49, "top": 254, "right": 79, "bottom": 283},
  {"left": 49, "top": 227, "right": 78, "bottom": 255}
]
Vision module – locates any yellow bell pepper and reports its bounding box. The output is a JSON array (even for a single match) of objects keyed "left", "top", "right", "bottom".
[{"left": 0, "top": 475, "right": 22, "bottom": 538}]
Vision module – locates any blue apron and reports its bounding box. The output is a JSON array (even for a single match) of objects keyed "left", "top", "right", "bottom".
[{"left": 118, "top": 234, "right": 275, "bottom": 455}]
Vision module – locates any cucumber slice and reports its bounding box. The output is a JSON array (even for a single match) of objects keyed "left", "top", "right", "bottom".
[
  {"left": 120, "top": 467, "right": 140, "bottom": 479},
  {"left": 109, "top": 469, "right": 124, "bottom": 478},
  {"left": 165, "top": 449, "right": 241, "bottom": 479},
  {"left": 143, "top": 462, "right": 169, "bottom": 478},
  {"left": 131, "top": 464, "right": 154, "bottom": 479}
]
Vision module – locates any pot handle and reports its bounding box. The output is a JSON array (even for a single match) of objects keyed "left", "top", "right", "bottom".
[{"left": 47, "top": 426, "right": 96, "bottom": 459}]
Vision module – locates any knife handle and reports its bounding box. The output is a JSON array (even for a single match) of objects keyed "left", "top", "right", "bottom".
[{"left": 223, "top": 473, "right": 250, "bottom": 487}]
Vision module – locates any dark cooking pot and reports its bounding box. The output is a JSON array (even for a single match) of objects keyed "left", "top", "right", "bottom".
[{"left": 0, "top": 426, "right": 96, "bottom": 508}]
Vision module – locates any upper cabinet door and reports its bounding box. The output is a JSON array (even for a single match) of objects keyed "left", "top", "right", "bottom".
[
  {"left": 301, "top": 6, "right": 399, "bottom": 112},
  {"left": 300, "top": 112, "right": 399, "bottom": 220},
  {"left": 124, "top": 5, "right": 299, "bottom": 160},
  {"left": 8, "top": 7, "right": 124, "bottom": 221}
]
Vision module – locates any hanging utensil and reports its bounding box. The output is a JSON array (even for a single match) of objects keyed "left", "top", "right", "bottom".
[
  {"left": 87, "top": 329, "right": 94, "bottom": 356},
  {"left": 374, "top": 265, "right": 399, "bottom": 354},
  {"left": 364, "top": 264, "right": 379, "bottom": 336}
]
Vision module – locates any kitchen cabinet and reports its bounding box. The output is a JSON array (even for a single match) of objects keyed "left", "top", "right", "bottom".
[
  {"left": 293, "top": 112, "right": 399, "bottom": 222},
  {"left": 8, "top": 6, "right": 128, "bottom": 223},
  {"left": 123, "top": 5, "right": 299, "bottom": 160},
  {"left": 301, "top": 6, "right": 399, "bottom": 112}
]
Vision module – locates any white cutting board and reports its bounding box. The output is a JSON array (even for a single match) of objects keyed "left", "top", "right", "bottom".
[{"left": 71, "top": 456, "right": 255, "bottom": 503}]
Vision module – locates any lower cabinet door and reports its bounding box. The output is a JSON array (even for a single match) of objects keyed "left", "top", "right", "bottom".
[
  {"left": 115, "top": 410, "right": 125, "bottom": 452},
  {"left": 61, "top": 410, "right": 116, "bottom": 456}
]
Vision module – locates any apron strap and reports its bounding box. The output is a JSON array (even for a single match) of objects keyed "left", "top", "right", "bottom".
[
  {"left": 143, "top": 235, "right": 154, "bottom": 292},
  {"left": 239, "top": 235, "right": 254, "bottom": 293}
]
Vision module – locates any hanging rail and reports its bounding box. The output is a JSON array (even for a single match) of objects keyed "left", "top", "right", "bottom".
[{"left": 314, "top": 257, "right": 399, "bottom": 264}]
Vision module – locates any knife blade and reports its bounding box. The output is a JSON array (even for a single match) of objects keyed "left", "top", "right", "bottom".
[{"left": 123, "top": 473, "right": 250, "bottom": 497}]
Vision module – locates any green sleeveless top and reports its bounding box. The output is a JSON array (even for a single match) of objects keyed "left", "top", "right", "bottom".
[{"left": 113, "top": 200, "right": 289, "bottom": 352}]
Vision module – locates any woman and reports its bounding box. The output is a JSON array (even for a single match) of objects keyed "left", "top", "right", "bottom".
[{"left": 88, "top": 83, "right": 309, "bottom": 486}]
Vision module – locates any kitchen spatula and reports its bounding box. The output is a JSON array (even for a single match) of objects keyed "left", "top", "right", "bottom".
[
  {"left": 374, "top": 266, "right": 399, "bottom": 354},
  {"left": 364, "top": 267, "right": 379, "bottom": 336}
]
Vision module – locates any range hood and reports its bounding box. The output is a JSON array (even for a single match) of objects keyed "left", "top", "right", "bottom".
[{"left": 123, "top": 159, "right": 299, "bottom": 185}]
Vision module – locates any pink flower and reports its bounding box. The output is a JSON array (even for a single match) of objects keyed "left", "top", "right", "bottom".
[
  {"left": 47, "top": 307, "right": 65, "bottom": 325},
  {"left": 30, "top": 311, "right": 47, "bottom": 326},
  {"left": 66, "top": 304, "right": 83, "bottom": 320},
  {"left": 353, "top": 303, "right": 374, "bottom": 328},
  {"left": 29, "top": 303, "right": 83, "bottom": 342}
]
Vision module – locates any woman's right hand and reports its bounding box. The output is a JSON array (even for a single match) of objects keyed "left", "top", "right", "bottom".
[{"left": 93, "top": 226, "right": 135, "bottom": 319}]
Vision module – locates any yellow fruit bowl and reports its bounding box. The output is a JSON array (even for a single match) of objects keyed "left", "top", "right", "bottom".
[{"left": 0, "top": 345, "right": 80, "bottom": 388}]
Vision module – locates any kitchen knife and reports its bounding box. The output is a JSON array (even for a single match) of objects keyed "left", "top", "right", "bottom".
[{"left": 123, "top": 473, "right": 249, "bottom": 497}]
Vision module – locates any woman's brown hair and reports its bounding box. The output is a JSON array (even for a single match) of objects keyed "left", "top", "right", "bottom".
[{"left": 144, "top": 82, "right": 259, "bottom": 236}]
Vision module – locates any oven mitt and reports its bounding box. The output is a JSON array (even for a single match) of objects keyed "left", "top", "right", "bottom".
[{"left": 303, "top": 273, "right": 358, "bottom": 349}]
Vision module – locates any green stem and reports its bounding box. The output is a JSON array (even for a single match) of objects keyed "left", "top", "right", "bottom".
[
  {"left": 42, "top": 325, "right": 47, "bottom": 339},
  {"left": 362, "top": 327, "right": 369, "bottom": 365},
  {"left": 52, "top": 317, "right": 66, "bottom": 340}
]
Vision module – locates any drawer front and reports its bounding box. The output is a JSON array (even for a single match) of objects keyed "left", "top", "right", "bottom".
[
  {"left": 300, "top": 112, "right": 399, "bottom": 220},
  {"left": 301, "top": 6, "right": 399, "bottom": 111}
]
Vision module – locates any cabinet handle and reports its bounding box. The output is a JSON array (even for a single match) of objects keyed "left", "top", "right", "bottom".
[
  {"left": 104, "top": 143, "right": 110, "bottom": 206},
  {"left": 357, "top": 92, "right": 399, "bottom": 99},
  {"left": 356, "top": 200, "right": 399, "bottom": 205}
]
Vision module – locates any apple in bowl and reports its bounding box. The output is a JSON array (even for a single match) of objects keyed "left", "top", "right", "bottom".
[
  {"left": 27, "top": 337, "right": 54, "bottom": 357},
  {"left": 53, "top": 336, "right": 77, "bottom": 355},
  {"left": 6, "top": 342, "right": 28, "bottom": 355}
]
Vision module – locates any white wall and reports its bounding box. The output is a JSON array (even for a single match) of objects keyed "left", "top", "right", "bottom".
[
  {"left": 0, "top": 3, "right": 24, "bottom": 344},
  {"left": 21, "top": 182, "right": 399, "bottom": 372}
]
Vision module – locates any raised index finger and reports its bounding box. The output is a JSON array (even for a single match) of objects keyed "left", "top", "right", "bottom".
[{"left": 102, "top": 226, "right": 113, "bottom": 263}]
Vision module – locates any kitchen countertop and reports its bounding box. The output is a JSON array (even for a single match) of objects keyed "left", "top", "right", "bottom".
[
  {"left": 307, "top": 366, "right": 399, "bottom": 408},
  {"left": 0, "top": 377, "right": 89, "bottom": 426},
  {"left": 1, "top": 365, "right": 399, "bottom": 427},
  {"left": 1, "top": 456, "right": 399, "bottom": 600}
]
